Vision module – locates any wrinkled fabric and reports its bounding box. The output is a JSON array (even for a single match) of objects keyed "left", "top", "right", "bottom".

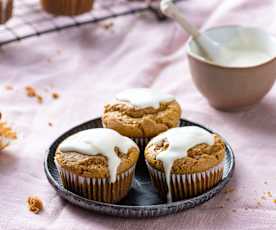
[{"left": 1, "top": 0, "right": 276, "bottom": 229}]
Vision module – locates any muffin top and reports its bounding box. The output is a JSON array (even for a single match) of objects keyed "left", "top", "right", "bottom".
[
  {"left": 55, "top": 128, "right": 139, "bottom": 182},
  {"left": 145, "top": 126, "right": 225, "bottom": 174},
  {"left": 102, "top": 88, "right": 182, "bottom": 137}
]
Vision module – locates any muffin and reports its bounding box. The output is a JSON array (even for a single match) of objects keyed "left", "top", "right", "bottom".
[
  {"left": 0, "top": 0, "right": 13, "bottom": 24},
  {"left": 102, "top": 88, "right": 181, "bottom": 148},
  {"left": 41, "top": 0, "right": 93, "bottom": 16},
  {"left": 144, "top": 126, "right": 225, "bottom": 202},
  {"left": 55, "top": 128, "right": 139, "bottom": 203}
]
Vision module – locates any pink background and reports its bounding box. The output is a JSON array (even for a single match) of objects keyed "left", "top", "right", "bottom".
[{"left": 1, "top": 0, "right": 276, "bottom": 229}]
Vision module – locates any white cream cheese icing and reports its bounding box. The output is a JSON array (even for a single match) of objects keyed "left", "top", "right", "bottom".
[
  {"left": 116, "top": 88, "right": 175, "bottom": 109},
  {"left": 59, "top": 128, "right": 139, "bottom": 183},
  {"left": 148, "top": 126, "right": 214, "bottom": 202}
]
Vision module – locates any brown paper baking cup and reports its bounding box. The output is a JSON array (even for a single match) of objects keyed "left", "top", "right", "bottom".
[
  {"left": 55, "top": 162, "right": 135, "bottom": 203},
  {"left": 146, "top": 160, "right": 224, "bottom": 201},
  {"left": 0, "top": 0, "right": 13, "bottom": 24},
  {"left": 41, "top": 0, "right": 93, "bottom": 16}
]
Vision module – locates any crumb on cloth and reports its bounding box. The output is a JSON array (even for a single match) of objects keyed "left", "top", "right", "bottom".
[
  {"left": 25, "top": 86, "right": 36, "bottom": 97},
  {"left": 36, "top": 95, "right": 43, "bottom": 104},
  {"left": 25, "top": 86, "right": 44, "bottom": 104},
  {"left": 27, "top": 196, "right": 43, "bottom": 214},
  {"left": 5, "top": 85, "right": 13, "bottom": 90},
  {"left": 52, "top": 92, "right": 59, "bottom": 100},
  {"left": 223, "top": 187, "right": 235, "bottom": 194},
  {"left": 0, "top": 113, "right": 17, "bottom": 150}
]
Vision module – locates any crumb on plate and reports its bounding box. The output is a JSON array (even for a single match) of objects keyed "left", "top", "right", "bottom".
[{"left": 27, "top": 196, "right": 43, "bottom": 214}]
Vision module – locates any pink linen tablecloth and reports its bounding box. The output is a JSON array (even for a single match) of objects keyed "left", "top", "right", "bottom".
[{"left": 1, "top": 0, "right": 276, "bottom": 229}]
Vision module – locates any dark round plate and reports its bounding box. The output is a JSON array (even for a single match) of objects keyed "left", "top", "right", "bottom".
[{"left": 44, "top": 118, "right": 235, "bottom": 218}]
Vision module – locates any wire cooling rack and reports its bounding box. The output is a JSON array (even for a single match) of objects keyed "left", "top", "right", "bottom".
[{"left": 0, "top": 0, "right": 184, "bottom": 46}]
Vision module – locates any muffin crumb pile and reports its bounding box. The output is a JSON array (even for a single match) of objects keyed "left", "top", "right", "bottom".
[
  {"left": 27, "top": 196, "right": 43, "bottom": 214},
  {"left": 0, "top": 113, "right": 17, "bottom": 150}
]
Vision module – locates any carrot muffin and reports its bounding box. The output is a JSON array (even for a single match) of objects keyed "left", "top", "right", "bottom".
[
  {"left": 145, "top": 126, "right": 225, "bottom": 202},
  {"left": 102, "top": 88, "right": 181, "bottom": 141},
  {"left": 0, "top": 0, "right": 13, "bottom": 24},
  {"left": 40, "top": 0, "right": 93, "bottom": 16},
  {"left": 55, "top": 128, "right": 139, "bottom": 203}
]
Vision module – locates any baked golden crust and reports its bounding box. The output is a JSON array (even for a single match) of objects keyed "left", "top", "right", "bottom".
[
  {"left": 55, "top": 146, "right": 139, "bottom": 178},
  {"left": 0, "top": 0, "right": 13, "bottom": 24},
  {"left": 41, "top": 0, "right": 93, "bottom": 16},
  {"left": 102, "top": 100, "right": 181, "bottom": 138},
  {"left": 145, "top": 134, "right": 225, "bottom": 174}
]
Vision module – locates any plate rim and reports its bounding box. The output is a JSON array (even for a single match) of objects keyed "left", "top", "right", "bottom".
[{"left": 44, "top": 118, "right": 235, "bottom": 213}]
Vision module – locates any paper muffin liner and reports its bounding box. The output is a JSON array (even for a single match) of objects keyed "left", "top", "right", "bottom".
[
  {"left": 146, "top": 160, "right": 224, "bottom": 202},
  {"left": 55, "top": 161, "right": 136, "bottom": 203},
  {"left": 0, "top": 0, "right": 13, "bottom": 24},
  {"left": 41, "top": 0, "right": 93, "bottom": 16}
]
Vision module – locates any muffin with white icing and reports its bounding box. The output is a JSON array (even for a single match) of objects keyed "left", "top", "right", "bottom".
[
  {"left": 41, "top": 0, "right": 93, "bottom": 16},
  {"left": 0, "top": 0, "right": 13, "bottom": 24},
  {"left": 144, "top": 126, "right": 225, "bottom": 202},
  {"left": 102, "top": 88, "right": 181, "bottom": 147},
  {"left": 55, "top": 128, "right": 139, "bottom": 203}
]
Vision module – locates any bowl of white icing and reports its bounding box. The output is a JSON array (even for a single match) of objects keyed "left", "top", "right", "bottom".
[{"left": 187, "top": 25, "right": 276, "bottom": 111}]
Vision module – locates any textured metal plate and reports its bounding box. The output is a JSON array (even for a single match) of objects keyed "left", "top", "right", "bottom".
[{"left": 44, "top": 118, "right": 235, "bottom": 217}]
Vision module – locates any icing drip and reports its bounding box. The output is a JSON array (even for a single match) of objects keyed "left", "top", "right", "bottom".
[
  {"left": 59, "top": 128, "right": 139, "bottom": 183},
  {"left": 116, "top": 88, "right": 175, "bottom": 109},
  {"left": 149, "top": 126, "right": 214, "bottom": 202}
]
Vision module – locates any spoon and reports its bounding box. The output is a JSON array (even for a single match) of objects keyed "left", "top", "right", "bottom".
[{"left": 160, "top": 0, "right": 229, "bottom": 65}]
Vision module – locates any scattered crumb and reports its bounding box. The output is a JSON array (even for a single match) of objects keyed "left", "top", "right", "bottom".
[
  {"left": 217, "top": 205, "right": 224, "bottom": 209},
  {"left": 264, "top": 181, "right": 268, "bottom": 185},
  {"left": 257, "top": 201, "right": 262, "bottom": 206},
  {"left": 57, "top": 49, "right": 62, "bottom": 55},
  {"left": 261, "top": 196, "right": 266, "bottom": 200},
  {"left": 226, "top": 198, "right": 230, "bottom": 202},
  {"left": 267, "top": 192, "right": 272, "bottom": 197},
  {"left": 36, "top": 95, "right": 43, "bottom": 104},
  {"left": 47, "top": 58, "right": 52, "bottom": 63},
  {"left": 48, "top": 122, "right": 53, "bottom": 127},
  {"left": 224, "top": 187, "right": 235, "bottom": 194},
  {"left": 244, "top": 207, "right": 248, "bottom": 211},
  {"left": 27, "top": 196, "right": 43, "bottom": 214},
  {"left": 101, "top": 21, "right": 114, "bottom": 30},
  {"left": 25, "top": 86, "right": 43, "bottom": 104},
  {"left": 232, "top": 209, "right": 236, "bottom": 213},
  {"left": 52, "top": 92, "right": 59, "bottom": 100},
  {"left": 25, "top": 86, "right": 36, "bottom": 97},
  {"left": 5, "top": 85, "right": 13, "bottom": 90},
  {"left": 0, "top": 113, "right": 17, "bottom": 150}
]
